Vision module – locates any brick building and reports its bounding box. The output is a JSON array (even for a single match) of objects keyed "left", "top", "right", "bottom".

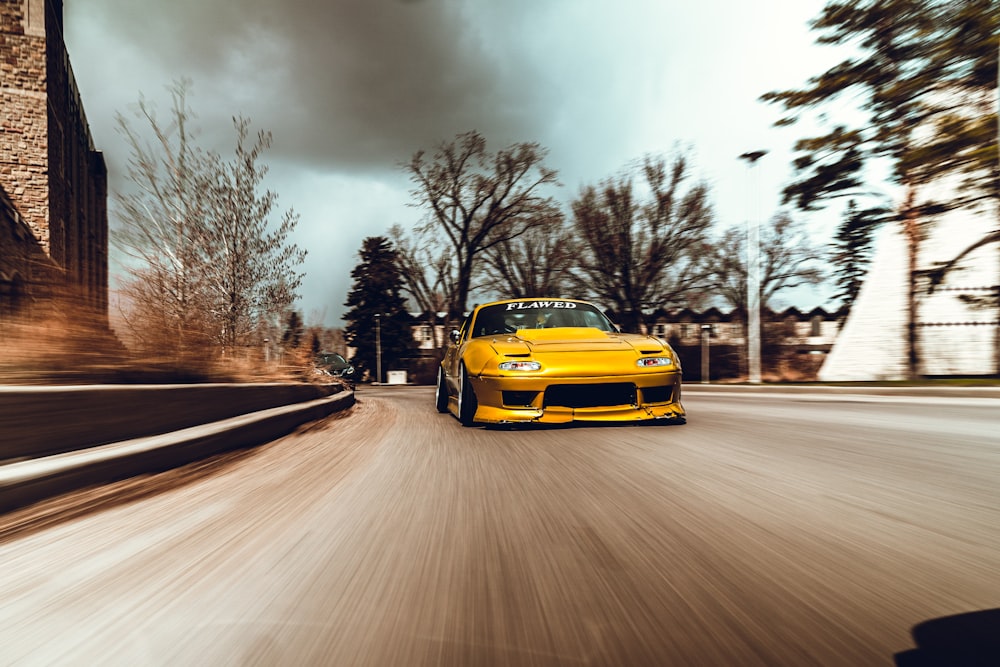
[{"left": 1, "top": 0, "right": 107, "bottom": 324}]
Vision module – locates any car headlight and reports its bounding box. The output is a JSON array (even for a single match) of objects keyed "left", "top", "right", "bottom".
[
  {"left": 637, "top": 357, "right": 673, "bottom": 367},
  {"left": 498, "top": 360, "right": 542, "bottom": 371}
]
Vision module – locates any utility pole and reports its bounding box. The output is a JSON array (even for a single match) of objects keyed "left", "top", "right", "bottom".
[
  {"left": 375, "top": 313, "right": 383, "bottom": 385},
  {"left": 739, "top": 150, "right": 767, "bottom": 384},
  {"left": 701, "top": 324, "right": 711, "bottom": 383}
]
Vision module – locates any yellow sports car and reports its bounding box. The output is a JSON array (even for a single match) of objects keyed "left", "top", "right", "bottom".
[{"left": 435, "top": 298, "right": 685, "bottom": 426}]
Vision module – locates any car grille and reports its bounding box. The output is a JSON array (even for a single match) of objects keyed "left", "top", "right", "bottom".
[
  {"left": 543, "top": 383, "right": 637, "bottom": 408},
  {"left": 502, "top": 391, "right": 539, "bottom": 407},
  {"left": 641, "top": 385, "right": 674, "bottom": 404}
]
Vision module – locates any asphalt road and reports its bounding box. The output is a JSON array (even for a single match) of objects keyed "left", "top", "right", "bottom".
[{"left": 1, "top": 385, "right": 999, "bottom": 666}]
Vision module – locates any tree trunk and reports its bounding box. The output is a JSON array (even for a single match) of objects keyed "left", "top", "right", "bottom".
[
  {"left": 995, "top": 239, "right": 1000, "bottom": 377},
  {"left": 902, "top": 184, "right": 921, "bottom": 380}
]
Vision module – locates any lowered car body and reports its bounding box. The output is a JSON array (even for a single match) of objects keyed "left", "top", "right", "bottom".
[{"left": 436, "top": 298, "right": 685, "bottom": 426}]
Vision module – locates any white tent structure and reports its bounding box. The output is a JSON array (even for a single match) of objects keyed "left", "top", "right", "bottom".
[{"left": 819, "top": 195, "right": 999, "bottom": 380}]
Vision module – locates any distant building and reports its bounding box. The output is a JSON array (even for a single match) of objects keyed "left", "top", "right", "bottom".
[
  {"left": 644, "top": 306, "right": 843, "bottom": 381},
  {"left": 0, "top": 0, "right": 108, "bottom": 325},
  {"left": 646, "top": 306, "right": 842, "bottom": 353},
  {"left": 405, "top": 306, "right": 844, "bottom": 382}
]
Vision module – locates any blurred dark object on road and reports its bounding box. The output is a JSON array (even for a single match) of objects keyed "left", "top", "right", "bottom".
[{"left": 895, "top": 609, "right": 1000, "bottom": 667}]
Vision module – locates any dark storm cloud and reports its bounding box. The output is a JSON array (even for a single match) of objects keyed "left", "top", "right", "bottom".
[
  {"left": 62, "top": 0, "right": 839, "bottom": 323},
  {"left": 69, "top": 0, "right": 561, "bottom": 172}
]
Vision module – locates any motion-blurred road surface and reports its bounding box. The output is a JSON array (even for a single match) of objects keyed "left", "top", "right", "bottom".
[{"left": 1, "top": 386, "right": 999, "bottom": 665}]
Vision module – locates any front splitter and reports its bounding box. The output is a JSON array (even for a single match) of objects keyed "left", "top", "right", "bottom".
[{"left": 473, "top": 402, "right": 685, "bottom": 425}]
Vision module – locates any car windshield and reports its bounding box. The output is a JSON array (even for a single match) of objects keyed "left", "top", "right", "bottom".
[
  {"left": 471, "top": 300, "right": 616, "bottom": 337},
  {"left": 318, "top": 353, "right": 350, "bottom": 370}
]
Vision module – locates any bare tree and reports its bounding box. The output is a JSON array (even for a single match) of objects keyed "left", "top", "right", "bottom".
[
  {"left": 571, "top": 153, "right": 715, "bottom": 332},
  {"left": 706, "top": 211, "right": 826, "bottom": 315},
  {"left": 203, "top": 117, "right": 306, "bottom": 352},
  {"left": 390, "top": 223, "right": 453, "bottom": 320},
  {"left": 480, "top": 211, "right": 577, "bottom": 298},
  {"left": 404, "top": 131, "right": 561, "bottom": 318},
  {"left": 113, "top": 80, "right": 214, "bottom": 358},
  {"left": 114, "top": 81, "right": 305, "bottom": 363},
  {"left": 390, "top": 222, "right": 456, "bottom": 351}
]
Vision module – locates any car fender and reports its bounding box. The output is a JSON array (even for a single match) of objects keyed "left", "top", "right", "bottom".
[{"left": 460, "top": 341, "right": 499, "bottom": 377}]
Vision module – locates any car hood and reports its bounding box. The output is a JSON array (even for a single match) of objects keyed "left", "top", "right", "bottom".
[{"left": 490, "top": 328, "right": 667, "bottom": 355}]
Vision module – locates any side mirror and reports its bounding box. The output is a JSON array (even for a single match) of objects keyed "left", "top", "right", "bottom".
[{"left": 450, "top": 329, "right": 461, "bottom": 344}]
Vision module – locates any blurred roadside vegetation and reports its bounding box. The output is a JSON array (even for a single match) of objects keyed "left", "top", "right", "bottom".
[{"left": 0, "top": 294, "right": 345, "bottom": 386}]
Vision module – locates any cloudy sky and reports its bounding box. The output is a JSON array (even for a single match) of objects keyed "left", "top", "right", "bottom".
[{"left": 63, "top": 0, "right": 845, "bottom": 325}]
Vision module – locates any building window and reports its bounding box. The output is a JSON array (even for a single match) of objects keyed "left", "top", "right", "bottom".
[
  {"left": 810, "top": 316, "right": 822, "bottom": 337},
  {"left": 419, "top": 325, "right": 434, "bottom": 342},
  {"left": 0, "top": 273, "right": 25, "bottom": 322}
]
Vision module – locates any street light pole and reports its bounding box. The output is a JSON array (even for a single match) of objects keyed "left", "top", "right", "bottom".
[
  {"left": 739, "top": 150, "right": 767, "bottom": 384},
  {"left": 375, "top": 313, "right": 382, "bottom": 385},
  {"left": 701, "top": 324, "right": 711, "bottom": 384}
]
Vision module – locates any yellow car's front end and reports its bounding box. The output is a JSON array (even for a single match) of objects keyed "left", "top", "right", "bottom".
[
  {"left": 466, "top": 328, "right": 684, "bottom": 425},
  {"left": 438, "top": 299, "right": 685, "bottom": 426}
]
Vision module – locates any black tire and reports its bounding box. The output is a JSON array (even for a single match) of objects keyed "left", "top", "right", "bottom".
[
  {"left": 457, "top": 364, "right": 478, "bottom": 426},
  {"left": 435, "top": 367, "right": 449, "bottom": 413}
]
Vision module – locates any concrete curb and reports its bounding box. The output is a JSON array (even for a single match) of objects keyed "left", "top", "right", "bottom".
[
  {"left": 681, "top": 384, "right": 1000, "bottom": 399},
  {"left": 0, "top": 390, "right": 355, "bottom": 514}
]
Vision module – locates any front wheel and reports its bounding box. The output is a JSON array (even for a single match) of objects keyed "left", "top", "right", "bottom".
[
  {"left": 457, "top": 364, "right": 478, "bottom": 426},
  {"left": 435, "top": 367, "right": 449, "bottom": 413}
]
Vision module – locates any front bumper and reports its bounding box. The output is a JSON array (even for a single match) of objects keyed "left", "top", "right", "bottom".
[{"left": 466, "top": 371, "right": 685, "bottom": 425}]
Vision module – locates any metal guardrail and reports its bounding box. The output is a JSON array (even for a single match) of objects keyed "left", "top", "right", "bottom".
[{"left": 0, "top": 384, "right": 355, "bottom": 514}]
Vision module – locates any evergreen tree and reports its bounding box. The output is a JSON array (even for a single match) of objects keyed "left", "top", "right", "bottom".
[
  {"left": 830, "top": 200, "right": 883, "bottom": 311},
  {"left": 343, "top": 237, "right": 415, "bottom": 382},
  {"left": 762, "top": 0, "right": 998, "bottom": 215},
  {"left": 309, "top": 331, "right": 322, "bottom": 357},
  {"left": 281, "top": 311, "right": 304, "bottom": 350}
]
